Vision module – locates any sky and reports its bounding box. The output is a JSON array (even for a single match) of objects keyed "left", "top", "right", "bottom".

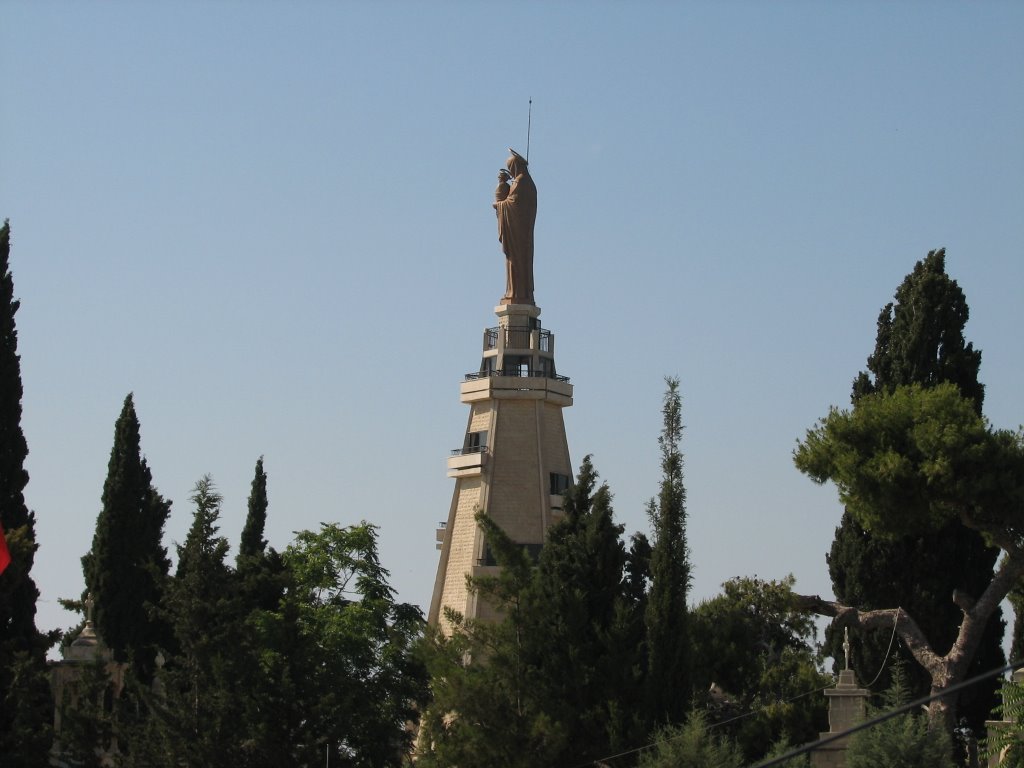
[{"left": 2, "top": 1, "right": 1022, "bottom": 658}]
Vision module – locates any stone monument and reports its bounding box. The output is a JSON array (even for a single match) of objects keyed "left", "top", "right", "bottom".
[
  {"left": 429, "top": 150, "right": 572, "bottom": 631},
  {"left": 811, "top": 629, "right": 869, "bottom": 767},
  {"left": 493, "top": 148, "right": 537, "bottom": 305}
]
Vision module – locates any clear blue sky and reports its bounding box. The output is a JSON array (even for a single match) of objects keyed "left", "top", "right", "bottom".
[{"left": 3, "top": 2, "right": 1022, "bottom": 655}]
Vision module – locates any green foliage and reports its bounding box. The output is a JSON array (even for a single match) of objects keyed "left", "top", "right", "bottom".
[
  {"left": 645, "top": 376, "right": 693, "bottom": 725},
  {"left": 798, "top": 382, "right": 1024, "bottom": 732},
  {"left": 85, "top": 393, "right": 172, "bottom": 678},
  {"left": 417, "top": 508, "right": 578, "bottom": 768},
  {"left": 1011, "top": 588, "right": 1024, "bottom": 663},
  {"left": 520, "top": 455, "right": 648, "bottom": 762},
  {"left": 845, "top": 660, "right": 956, "bottom": 768},
  {"left": 982, "top": 674, "right": 1024, "bottom": 768},
  {"left": 0, "top": 644, "right": 55, "bottom": 765},
  {"left": 0, "top": 219, "right": 56, "bottom": 764},
  {"left": 277, "top": 521, "right": 428, "bottom": 766},
  {"left": 851, "top": 248, "right": 984, "bottom": 414},
  {"left": 0, "top": 220, "right": 31, "bottom": 533},
  {"left": 827, "top": 508, "right": 1005, "bottom": 730},
  {"left": 418, "top": 456, "right": 648, "bottom": 767},
  {"left": 691, "top": 576, "right": 829, "bottom": 761},
  {"left": 54, "top": 660, "right": 120, "bottom": 768},
  {"left": 70, "top": 489, "right": 425, "bottom": 767},
  {"left": 828, "top": 249, "right": 1004, "bottom": 731},
  {"left": 145, "top": 475, "right": 249, "bottom": 765},
  {"left": 760, "top": 737, "right": 812, "bottom": 767},
  {"left": 142, "top": 515, "right": 427, "bottom": 766},
  {"left": 796, "top": 383, "right": 1022, "bottom": 541},
  {"left": 638, "top": 709, "right": 743, "bottom": 768},
  {"left": 417, "top": 612, "right": 561, "bottom": 768},
  {"left": 238, "top": 456, "right": 268, "bottom": 561}
]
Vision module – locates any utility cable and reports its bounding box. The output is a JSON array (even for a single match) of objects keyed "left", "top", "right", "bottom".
[
  {"left": 565, "top": 677, "right": 838, "bottom": 768},
  {"left": 750, "top": 658, "right": 1021, "bottom": 768},
  {"left": 861, "top": 606, "right": 901, "bottom": 690},
  {"left": 572, "top": 654, "right": 1018, "bottom": 768}
]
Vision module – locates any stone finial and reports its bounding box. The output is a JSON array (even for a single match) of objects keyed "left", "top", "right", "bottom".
[
  {"left": 66, "top": 593, "right": 109, "bottom": 661},
  {"left": 843, "top": 627, "right": 851, "bottom": 671}
]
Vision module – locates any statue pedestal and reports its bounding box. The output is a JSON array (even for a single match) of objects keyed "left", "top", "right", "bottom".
[
  {"left": 495, "top": 303, "right": 540, "bottom": 323},
  {"left": 811, "top": 669, "right": 868, "bottom": 767}
]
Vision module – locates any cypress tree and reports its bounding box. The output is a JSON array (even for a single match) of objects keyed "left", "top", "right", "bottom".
[
  {"left": 236, "top": 455, "right": 285, "bottom": 619},
  {"left": 827, "top": 248, "right": 1003, "bottom": 733},
  {"left": 644, "top": 376, "right": 692, "bottom": 725},
  {"left": 852, "top": 249, "right": 984, "bottom": 411},
  {"left": 84, "top": 393, "right": 171, "bottom": 678},
  {"left": 238, "top": 455, "right": 268, "bottom": 561},
  {"left": 0, "top": 219, "right": 55, "bottom": 764}
]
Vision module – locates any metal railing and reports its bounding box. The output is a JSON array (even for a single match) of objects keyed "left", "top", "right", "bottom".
[
  {"left": 464, "top": 370, "right": 570, "bottom": 383},
  {"left": 450, "top": 446, "right": 486, "bottom": 456},
  {"left": 482, "top": 326, "right": 552, "bottom": 351}
]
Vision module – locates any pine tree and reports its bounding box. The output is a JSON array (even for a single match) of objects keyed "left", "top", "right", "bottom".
[
  {"left": 644, "top": 376, "right": 692, "bottom": 726},
  {"left": 827, "top": 249, "right": 1003, "bottom": 732},
  {"left": 84, "top": 393, "right": 171, "bottom": 678},
  {"left": 638, "top": 710, "right": 744, "bottom": 768},
  {"left": 521, "top": 455, "right": 647, "bottom": 763},
  {"left": 845, "top": 659, "right": 956, "bottom": 768},
  {"left": 151, "top": 475, "right": 246, "bottom": 765},
  {"left": 418, "top": 457, "right": 645, "bottom": 767},
  {"left": 417, "top": 515, "right": 544, "bottom": 768},
  {"left": 0, "top": 219, "right": 57, "bottom": 764}
]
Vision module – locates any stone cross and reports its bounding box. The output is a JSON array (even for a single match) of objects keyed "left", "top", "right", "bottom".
[{"left": 843, "top": 627, "right": 851, "bottom": 670}]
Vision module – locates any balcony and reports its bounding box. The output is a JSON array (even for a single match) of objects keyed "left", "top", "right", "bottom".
[
  {"left": 447, "top": 449, "right": 486, "bottom": 477},
  {"left": 459, "top": 373, "right": 573, "bottom": 406},
  {"left": 464, "top": 369, "right": 570, "bottom": 383},
  {"left": 483, "top": 326, "right": 552, "bottom": 352},
  {"left": 450, "top": 446, "right": 485, "bottom": 456}
]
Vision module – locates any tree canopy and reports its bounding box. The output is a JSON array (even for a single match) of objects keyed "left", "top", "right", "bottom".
[
  {"left": 691, "top": 576, "right": 829, "bottom": 760},
  {"left": 826, "top": 248, "right": 1004, "bottom": 732},
  {"left": 797, "top": 384, "right": 1022, "bottom": 542},
  {"left": 795, "top": 382, "right": 1024, "bottom": 730}
]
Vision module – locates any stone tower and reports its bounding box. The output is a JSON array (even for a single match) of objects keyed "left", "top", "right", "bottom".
[{"left": 428, "top": 150, "right": 573, "bottom": 631}]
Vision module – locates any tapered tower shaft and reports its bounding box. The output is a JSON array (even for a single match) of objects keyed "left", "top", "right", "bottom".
[{"left": 429, "top": 302, "right": 572, "bottom": 629}]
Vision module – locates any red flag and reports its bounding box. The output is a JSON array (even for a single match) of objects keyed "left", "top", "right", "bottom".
[{"left": 0, "top": 523, "right": 11, "bottom": 575}]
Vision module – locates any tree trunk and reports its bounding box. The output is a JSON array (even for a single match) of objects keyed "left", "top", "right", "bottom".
[{"left": 795, "top": 552, "right": 1024, "bottom": 732}]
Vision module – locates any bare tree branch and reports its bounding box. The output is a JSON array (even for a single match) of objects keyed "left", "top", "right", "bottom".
[
  {"left": 795, "top": 548, "right": 1024, "bottom": 730},
  {"left": 793, "top": 594, "right": 944, "bottom": 675}
]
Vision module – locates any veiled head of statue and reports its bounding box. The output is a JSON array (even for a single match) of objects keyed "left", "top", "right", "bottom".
[{"left": 506, "top": 148, "right": 528, "bottom": 175}]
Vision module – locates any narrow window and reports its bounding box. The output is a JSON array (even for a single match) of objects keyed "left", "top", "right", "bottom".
[
  {"left": 464, "top": 430, "right": 488, "bottom": 454},
  {"left": 549, "top": 473, "right": 570, "bottom": 495}
]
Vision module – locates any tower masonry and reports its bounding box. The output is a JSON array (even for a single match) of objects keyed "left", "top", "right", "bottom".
[{"left": 428, "top": 150, "right": 573, "bottom": 631}]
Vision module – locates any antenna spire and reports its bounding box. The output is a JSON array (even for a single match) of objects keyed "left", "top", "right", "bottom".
[{"left": 526, "top": 98, "right": 532, "bottom": 162}]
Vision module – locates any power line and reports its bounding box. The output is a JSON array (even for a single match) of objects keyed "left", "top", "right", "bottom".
[
  {"left": 573, "top": 657, "right": 1019, "bottom": 768},
  {"left": 566, "top": 678, "right": 838, "bottom": 768},
  {"left": 751, "top": 659, "right": 1020, "bottom": 768}
]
